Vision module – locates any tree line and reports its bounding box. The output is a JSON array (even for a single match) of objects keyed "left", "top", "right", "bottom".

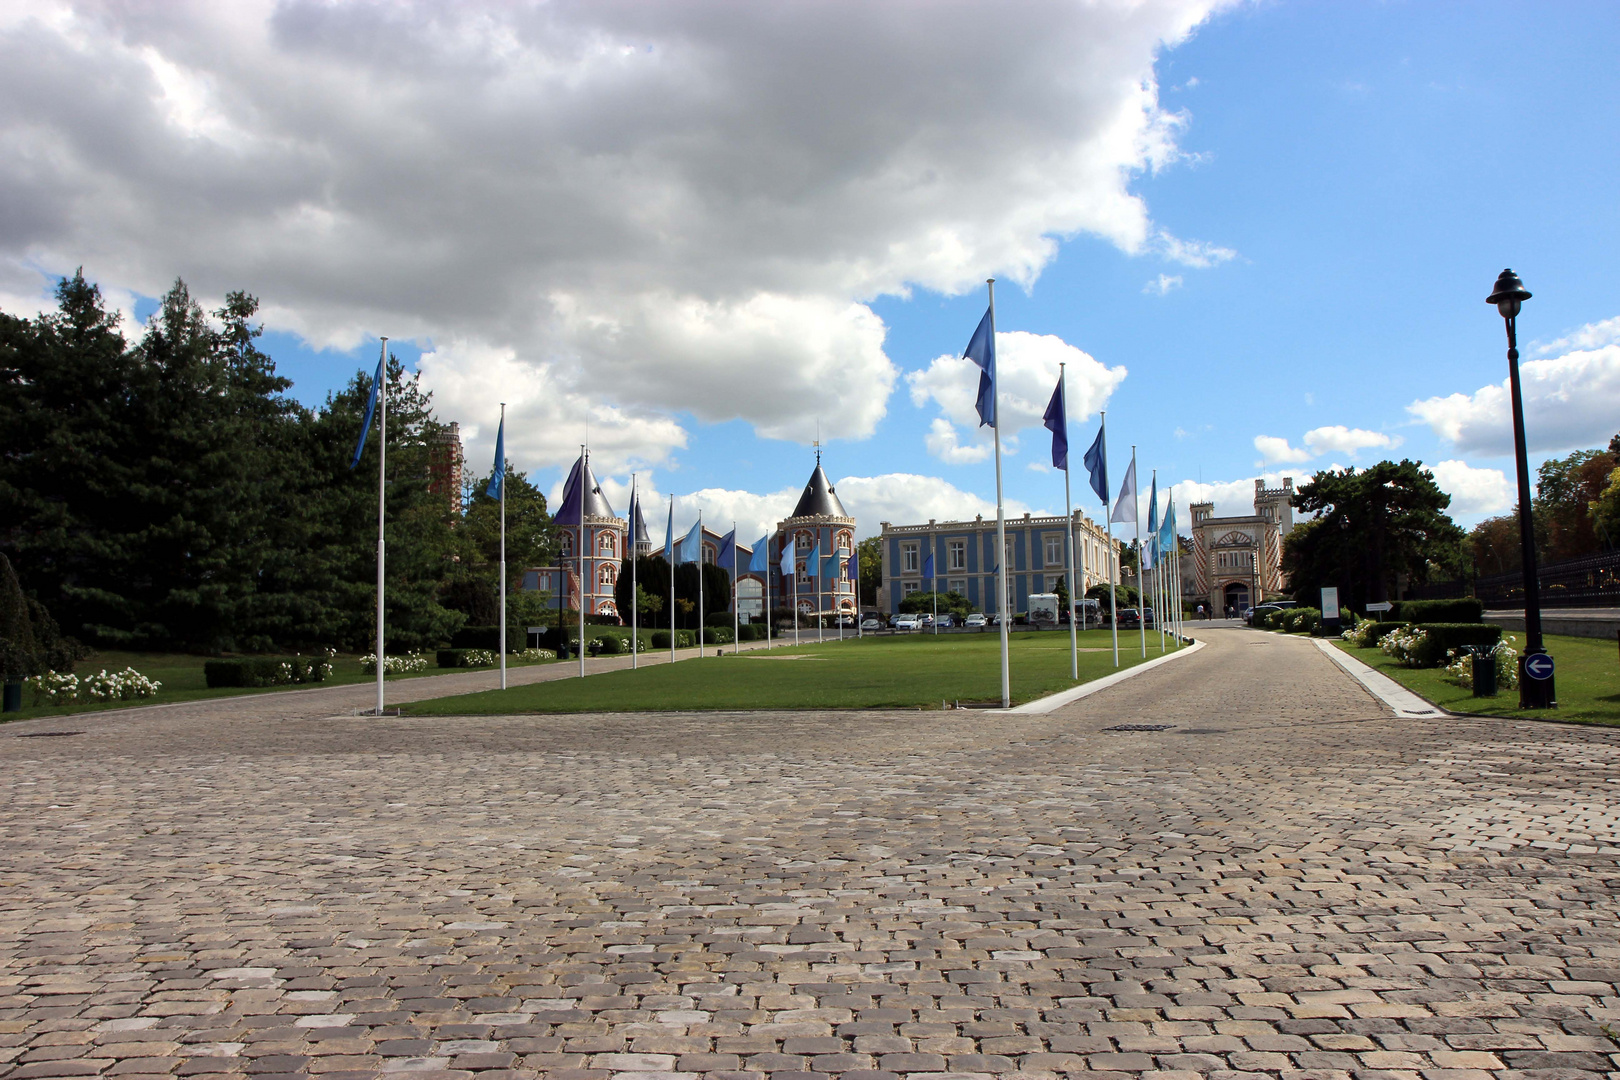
[{"left": 0, "top": 272, "right": 557, "bottom": 659}]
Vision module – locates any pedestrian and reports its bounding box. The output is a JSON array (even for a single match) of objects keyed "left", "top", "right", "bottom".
[{"left": 1196, "top": 603, "right": 1205, "bottom": 620}]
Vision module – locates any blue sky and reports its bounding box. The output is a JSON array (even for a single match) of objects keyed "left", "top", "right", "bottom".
[{"left": 6, "top": 1, "right": 1618, "bottom": 542}]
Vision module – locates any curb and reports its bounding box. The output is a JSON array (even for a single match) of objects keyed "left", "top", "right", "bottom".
[
  {"left": 1314, "top": 639, "right": 1446, "bottom": 718},
  {"left": 1008, "top": 639, "right": 1206, "bottom": 714}
]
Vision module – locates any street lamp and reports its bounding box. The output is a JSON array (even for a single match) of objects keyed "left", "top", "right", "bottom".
[{"left": 1486, "top": 268, "right": 1555, "bottom": 708}]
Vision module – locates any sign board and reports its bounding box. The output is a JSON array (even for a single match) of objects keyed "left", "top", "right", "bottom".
[
  {"left": 1365, "top": 601, "right": 1393, "bottom": 613},
  {"left": 1524, "top": 653, "right": 1555, "bottom": 681},
  {"left": 1320, "top": 587, "right": 1340, "bottom": 620}
]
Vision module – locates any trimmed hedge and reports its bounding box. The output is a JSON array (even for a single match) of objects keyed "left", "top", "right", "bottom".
[
  {"left": 737, "top": 623, "right": 768, "bottom": 642},
  {"left": 650, "top": 630, "right": 696, "bottom": 649},
  {"left": 1409, "top": 622, "right": 1501, "bottom": 667},
  {"left": 204, "top": 656, "right": 331, "bottom": 688},
  {"left": 1281, "top": 607, "right": 1321, "bottom": 634},
  {"left": 1391, "top": 598, "right": 1483, "bottom": 623},
  {"left": 1362, "top": 620, "right": 1411, "bottom": 646},
  {"left": 436, "top": 648, "right": 495, "bottom": 668},
  {"left": 701, "top": 627, "right": 733, "bottom": 645}
]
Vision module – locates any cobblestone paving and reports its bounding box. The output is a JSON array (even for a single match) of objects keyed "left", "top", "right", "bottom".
[{"left": 2, "top": 628, "right": 1618, "bottom": 1080}]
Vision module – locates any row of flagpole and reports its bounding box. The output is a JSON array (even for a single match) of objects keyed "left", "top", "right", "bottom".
[{"left": 351, "top": 280, "right": 1191, "bottom": 713}]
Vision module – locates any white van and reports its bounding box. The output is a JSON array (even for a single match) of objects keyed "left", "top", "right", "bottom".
[{"left": 1027, "top": 593, "right": 1060, "bottom": 627}]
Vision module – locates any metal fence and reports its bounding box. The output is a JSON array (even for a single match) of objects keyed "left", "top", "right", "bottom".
[{"left": 1474, "top": 549, "right": 1620, "bottom": 609}]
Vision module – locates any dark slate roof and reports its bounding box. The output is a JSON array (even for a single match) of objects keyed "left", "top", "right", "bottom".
[
  {"left": 552, "top": 453, "right": 617, "bottom": 524},
  {"left": 790, "top": 464, "right": 849, "bottom": 519}
]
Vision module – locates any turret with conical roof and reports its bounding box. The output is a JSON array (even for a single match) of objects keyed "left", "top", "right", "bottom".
[
  {"left": 630, "top": 486, "right": 652, "bottom": 557},
  {"left": 546, "top": 449, "right": 627, "bottom": 622},
  {"left": 775, "top": 448, "right": 858, "bottom": 628}
]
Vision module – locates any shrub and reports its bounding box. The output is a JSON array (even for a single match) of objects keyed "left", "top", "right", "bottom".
[
  {"left": 596, "top": 634, "right": 624, "bottom": 655},
  {"left": 25, "top": 671, "right": 81, "bottom": 705},
  {"left": 81, "top": 667, "right": 162, "bottom": 701},
  {"left": 359, "top": 651, "right": 429, "bottom": 675},
  {"left": 651, "top": 630, "right": 673, "bottom": 648},
  {"left": 205, "top": 656, "right": 334, "bottom": 688},
  {"left": 1410, "top": 623, "right": 1501, "bottom": 667},
  {"left": 436, "top": 648, "right": 497, "bottom": 668},
  {"left": 1379, "top": 625, "right": 1428, "bottom": 666},
  {"left": 1391, "top": 598, "right": 1484, "bottom": 623},
  {"left": 737, "top": 624, "right": 767, "bottom": 642},
  {"left": 517, "top": 647, "right": 555, "bottom": 661},
  {"left": 1342, "top": 617, "right": 1385, "bottom": 647},
  {"left": 1444, "top": 640, "right": 1519, "bottom": 691},
  {"left": 1263, "top": 609, "right": 1289, "bottom": 631},
  {"left": 1282, "top": 607, "right": 1321, "bottom": 634},
  {"left": 700, "top": 627, "right": 733, "bottom": 645},
  {"left": 704, "top": 611, "right": 734, "bottom": 627}
]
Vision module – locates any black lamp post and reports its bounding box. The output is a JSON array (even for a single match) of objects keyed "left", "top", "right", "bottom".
[{"left": 1486, "top": 268, "right": 1555, "bottom": 708}]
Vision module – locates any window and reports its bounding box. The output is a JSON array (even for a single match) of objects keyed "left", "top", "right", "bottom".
[
  {"left": 901, "top": 542, "right": 919, "bottom": 572},
  {"left": 836, "top": 530, "right": 852, "bottom": 552},
  {"left": 598, "top": 532, "right": 616, "bottom": 557},
  {"left": 797, "top": 561, "right": 810, "bottom": 585},
  {"left": 902, "top": 581, "right": 921, "bottom": 596},
  {"left": 949, "top": 578, "right": 966, "bottom": 595},
  {"left": 599, "top": 564, "right": 617, "bottom": 589},
  {"left": 948, "top": 539, "right": 966, "bottom": 571},
  {"left": 703, "top": 543, "right": 714, "bottom": 565},
  {"left": 1044, "top": 534, "right": 1063, "bottom": 566},
  {"left": 1004, "top": 537, "right": 1017, "bottom": 568}
]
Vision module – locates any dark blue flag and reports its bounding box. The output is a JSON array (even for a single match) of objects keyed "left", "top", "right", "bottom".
[
  {"left": 348, "top": 354, "right": 384, "bottom": 470},
  {"left": 485, "top": 416, "right": 505, "bottom": 499},
  {"left": 1043, "top": 376, "right": 1067, "bottom": 470},
  {"left": 715, "top": 529, "right": 736, "bottom": 568},
  {"left": 963, "top": 306, "right": 996, "bottom": 428},
  {"left": 1083, "top": 426, "right": 1108, "bottom": 504},
  {"left": 923, "top": 551, "right": 935, "bottom": 579}
]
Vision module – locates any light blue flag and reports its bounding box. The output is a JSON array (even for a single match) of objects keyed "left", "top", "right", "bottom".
[
  {"left": 805, "top": 539, "right": 820, "bottom": 579},
  {"left": 663, "top": 501, "right": 675, "bottom": 561},
  {"left": 779, "top": 535, "right": 796, "bottom": 576},
  {"left": 749, "top": 534, "right": 770, "bottom": 573},
  {"left": 676, "top": 520, "right": 703, "bottom": 564},
  {"left": 348, "top": 354, "right": 384, "bottom": 470},
  {"left": 824, "top": 552, "right": 841, "bottom": 579},
  {"left": 1144, "top": 475, "right": 1158, "bottom": 570},
  {"left": 1159, "top": 497, "right": 1177, "bottom": 554},
  {"left": 484, "top": 416, "right": 505, "bottom": 499}
]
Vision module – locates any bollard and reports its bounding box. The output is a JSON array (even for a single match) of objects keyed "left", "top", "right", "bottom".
[{"left": 1471, "top": 646, "right": 1497, "bottom": 698}]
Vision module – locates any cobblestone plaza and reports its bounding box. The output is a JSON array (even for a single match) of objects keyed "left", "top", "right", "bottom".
[{"left": 2, "top": 629, "right": 1617, "bottom": 1079}]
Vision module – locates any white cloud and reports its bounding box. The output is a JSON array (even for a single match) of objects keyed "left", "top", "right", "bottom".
[
  {"left": 1407, "top": 340, "right": 1620, "bottom": 455},
  {"left": 834, "top": 473, "right": 1030, "bottom": 538},
  {"left": 1428, "top": 460, "right": 1513, "bottom": 517},
  {"left": 1143, "top": 273, "right": 1183, "bottom": 295},
  {"left": 1536, "top": 316, "right": 1620, "bottom": 355},
  {"left": 1302, "top": 425, "right": 1399, "bottom": 457},
  {"left": 1169, "top": 472, "right": 1301, "bottom": 521},
  {"left": 907, "top": 330, "right": 1127, "bottom": 464},
  {"left": 0, "top": 0, "right": 1224, "bottom": 464},
  {"left": 1253, "top": 435, "right": 1311, "bottom": 464}
]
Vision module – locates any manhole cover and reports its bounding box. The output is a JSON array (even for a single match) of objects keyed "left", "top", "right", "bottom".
[
  {"left": 17, "top": 731, "right": 84, "bottom": 738},
  {"left": 1103, "top": 723, "right": 1175, "bottom": 732}
]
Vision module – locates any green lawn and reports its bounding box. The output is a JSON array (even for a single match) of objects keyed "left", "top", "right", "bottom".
[
  {"left": 3, "top": 649, "right": 559, "bottom": 723},
  {"left": 406, "top": 628, "right": 1171, "bottom": 715},
  {"left": 1334, "top": 633, "right": 1620, "bottom": 725}
]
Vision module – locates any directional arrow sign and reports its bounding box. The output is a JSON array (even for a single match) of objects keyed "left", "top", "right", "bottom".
[
  {"left": 1365, "top": 601, "right": 1393, "bottom": 612},
  {"left": 1524, "top": 653, "right": 1555, "bottom": 681}
]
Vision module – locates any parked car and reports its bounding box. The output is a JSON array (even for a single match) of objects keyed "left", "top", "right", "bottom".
[
  {"left": 964, "top": 613, "right": 987, "bottom": 628},
  {"left": 835, "top": 613, "right": 855, "bottom": 627},
  {"left": 1117, "top": 607, "right": 1143, "bottom": 629},
  {"left": 936, "top": 613, "right": 955, "bottom": 628},
  {"left": 919, "top": 613, "right": 934, "bottom": 626},
  {"left": 860, "top": 616, "right": 882, "bottom": 631},
  {"left": 894, "top": 614, "right": 922, "bottom": 630}
]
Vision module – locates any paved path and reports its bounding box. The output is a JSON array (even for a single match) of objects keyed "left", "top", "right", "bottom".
[{"left": 2, "top": 627, "right": 1618, "bottom": 1080}]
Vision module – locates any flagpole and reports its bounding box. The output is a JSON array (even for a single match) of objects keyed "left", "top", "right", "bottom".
[
  {"left": 1061, "top": 363, "right": 1077, "bottom": 680},
  {"left": 697, "top": 511, "right": 705, "bottom": 658},
  {"left": 981, "top": 281, "right": 1008, "bottom": 708},
  {"left": 816, "top": 530, "right": 824, "bottom": 645},
  {"left": 1153, "top": 469, "right": 1165, "bottom": 655},
  {"left": 731, "top": 522, "right": 739, "bottom": 653},
  {"left": 631, "top": 475, "right": 639, "bottom": 670},
  {"left": 1103, "top": 411, "right": 1118, "bottom": 668},
  {"left": 792, "top": 536, "right": 800, "bottom": 646},
  {"left": 765, "top": 536, "right": 773, "bottom": 650},
  {"left": 668, "top": 497, "right": 676, "bottom": 664},
  {"left": 1132, "top": 447, "right": 1145, "bottom": 658},
  {"left": 499, "top": 403, "right": 508, "bottom": 690},
  {"left": 855, "top": 547, "right": 862, "bottom": 640},
  {"left": 578, "top": 443, "right": 586, "bottom": 679},
  {"left": 375, "top": 338, "right": 387, "bottom": 716}
]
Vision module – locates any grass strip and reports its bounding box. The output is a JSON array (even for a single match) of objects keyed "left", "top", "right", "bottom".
[
  {"left": 406, "top": 629, "right": 1163, "bottom": 714},
  {"left": 1332, "top": 632, "right": 1620, "bottom": 725}
]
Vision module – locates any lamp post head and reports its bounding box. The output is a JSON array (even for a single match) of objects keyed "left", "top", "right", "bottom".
[{"left": 1487, "top": 268, "right": 1531, "bottom": 320}]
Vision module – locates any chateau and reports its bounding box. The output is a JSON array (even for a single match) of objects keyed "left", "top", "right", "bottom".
[{"left": 1189, "top": 478, "right": 1296, "bottom": 615}]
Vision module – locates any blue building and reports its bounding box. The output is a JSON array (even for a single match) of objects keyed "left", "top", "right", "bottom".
[
  {"left": 525, "top": 450, "right": 626, "bottom": 620},
  {"left": 878, "top": 511, "right": 1119, "bottom": 616}
]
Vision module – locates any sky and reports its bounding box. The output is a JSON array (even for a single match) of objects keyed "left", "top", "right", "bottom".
[{"left": 2, "top": 0, "right": 1617, "bottom": 547}]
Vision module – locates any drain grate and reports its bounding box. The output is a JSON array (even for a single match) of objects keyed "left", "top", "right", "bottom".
[
  {"left": 1103, "top": 723, "right": 1175, "bottom": 732},
  {"left": 17, "top": 731, "right": 85, "bottom": 738}
]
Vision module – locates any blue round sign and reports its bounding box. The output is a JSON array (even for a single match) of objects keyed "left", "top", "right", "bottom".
[{"left": 1524, "top": 653, "right": 1555, "bottom": 681}]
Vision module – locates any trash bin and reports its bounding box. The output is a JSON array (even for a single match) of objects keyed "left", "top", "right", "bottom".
[
  {"left": 2, "top": 682, "right": 20, "bottom": 712},
  {"left": 1471, "top": 646, "right": 1497, "bottom": 697}
]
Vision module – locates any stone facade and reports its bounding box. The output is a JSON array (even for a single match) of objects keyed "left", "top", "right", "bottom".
[
  {"left": 1190, "top": 478, "right": 1295, "bottom": 616},
  {"left": 427, "top": 421, "right": 464, "bottom": 518}
]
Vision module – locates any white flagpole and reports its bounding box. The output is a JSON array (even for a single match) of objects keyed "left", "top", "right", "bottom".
[
  {"left": 631, "top": 475, "right": 639, "bottom": 670},
  {"left": 668, "top": 497, "right": 676, "bottom": 664},
  {"left": 732, "top": 521, "right": 739, "bottom": 654},
  {"left": 1103, "top": 411, "right": 1118, "bottom": 668},
  {"left": 932, "top": 552, "right": 938, "bottom": 637},
  {"left": 838, "top": 548, "right": 845, "bottom": 641},
  {"left": 697, "top": 510, "right": 705, "bottom": 658},
  {"left": 1153, "top": 469, "right": 1165, "bottom": 655},
  {"left": 990, "top": 279, "right": 1009, "bottom": 709},
  {"left": 499, "top": 403, "right": 508, "bottom": 690},
  {"left": 375, "top": 338, "right": 387, "bottom": 716},
  {"left": 1133, "top": 447, "right": 1145, "bottom": 658},
  {"left": 817, "top": 531, "right": 824, "bottom": 644},
  {"left": 578, "top": 444, "right": 586, "bottom": 679},
  {"left": 855, "top": 548, "right": 862, "bottom": 640},
  {"left": 1062, "top": 362, "right": 1077, "bottom": 680},
  {"left": 792, "top": 537, "right": 800, "bottom": 645},
  {"left": 765, "top": 537, "right": 773, "bottom": 650}
]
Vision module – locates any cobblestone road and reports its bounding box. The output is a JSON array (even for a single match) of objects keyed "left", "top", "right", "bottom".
[{"left": 3, "top": 628, "right": 1618, "bottom": 1080}]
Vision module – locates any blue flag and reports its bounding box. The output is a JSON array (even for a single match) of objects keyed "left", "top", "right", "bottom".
[
  {"left": 1159, "top": 497, "right": 1176, "bottom": 554},
  {"left": 824, "top": 552, "right": 840, "bottom": 579},
  {"left": 1043, "top": 377, "right": 1067, "bottom": 470},
  {"left": 715, "top": 529, "right": 736, "bottom": 568},
  {"left": 963, "top": 306, "right": 996, "bottom": 428},
  {"left": 663, "top": 500, "right": 675, "bottom": 562},
  {"left": 805, "top": 539, "right": 820, "bottom": 579},
  {"left": 1145, "top": 475, "right": 1158, "bottom": 570},
  {"left": 922, "top": 551, "right": 935, "bottom": 579},
  {"left": 348, "top": 354, "right": 384, "bottom": 470},
  {"left": 1082, "top": 426, "right": 1108, "bottom": 504},
  {"left": 676, "top": 520, "right": 703, "bottom": 564},
  {"left": 485, "top": 416, "right": 505, "bottom": 499},
  {"left": 749, "top": 534, "right": 769, "bottom": 573},
  {"left": 779, "top": 535, "right": 796, "bottom": 576}
]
